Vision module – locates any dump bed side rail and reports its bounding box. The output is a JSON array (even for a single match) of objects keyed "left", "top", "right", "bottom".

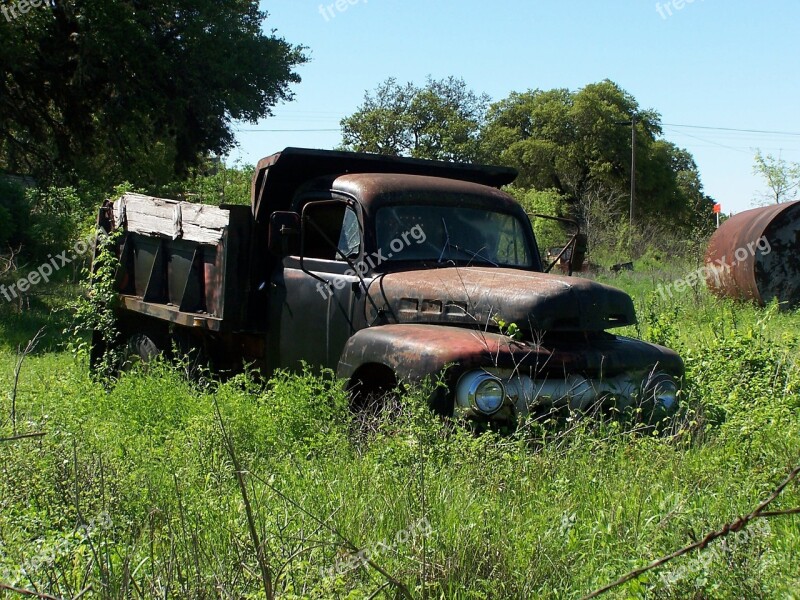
[{"left": 100, "top": 193, "right": 252, "bottom": 332}]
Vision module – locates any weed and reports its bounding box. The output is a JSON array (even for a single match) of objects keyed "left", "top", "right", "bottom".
[{"left": 0, "top": 266, "right": 798, "bottom": 598}]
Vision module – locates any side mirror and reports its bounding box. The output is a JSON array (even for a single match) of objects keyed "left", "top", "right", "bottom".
[
  {"left": 528, "top": 213, "right": 586, "bottom": 275},
  {"left": 568, "top": 233, "right": 588, "bottom": 275},
  {"left": 269, "top": 212, "right": 300, "bottom": 256}
]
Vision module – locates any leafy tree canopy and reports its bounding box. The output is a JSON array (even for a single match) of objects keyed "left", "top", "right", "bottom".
[
  {"left": 0, "top": 0, "right": 306, "bottom": 188},
  {"left": 341, "top": 78, "right": 714, "bottom": 234},
  {"left": 479, "top": 80, "right": 714, "bottom": 231},
  {"left": 752, "top": 150, "right": 800, "bottom": 205},
  {"left": 340, "top": 76, "right": 490, "bottom": 162}
]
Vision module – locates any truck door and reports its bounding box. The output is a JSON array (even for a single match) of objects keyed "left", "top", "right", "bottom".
[{"left": 269, "top": 198, "right": 363, "bottom": 372}]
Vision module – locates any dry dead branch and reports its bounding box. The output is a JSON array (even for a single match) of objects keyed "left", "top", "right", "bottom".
[
  {"left": 582, "top": 465, "right": 800, "bottom": 599},
  {"left": 0, "top": 245, "right": 21, "bottom": 277},
  {"left": 10, "top": 328, "right": 45, "bottom": 434}
]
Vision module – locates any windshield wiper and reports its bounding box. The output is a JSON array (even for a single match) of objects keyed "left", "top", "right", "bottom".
[
  {"left": 437, "top": 217, "right": 451, "bottom": 263},
  {"left": 451, "top": 244, "right": 499, "bottom": 267},
  {"left": 437, "top": 217, "right": 498, "bottom": 266}
]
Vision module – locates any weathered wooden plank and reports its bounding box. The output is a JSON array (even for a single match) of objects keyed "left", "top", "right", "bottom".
[
  {"left": 112, "top": 193, "right": 229, "bottom": 245},
  {"left": 180, "top": 203, "right": 230, "bottom": 229}
]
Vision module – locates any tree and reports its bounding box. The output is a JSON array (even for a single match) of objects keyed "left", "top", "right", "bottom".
[
  {"left": 480, "top": 80, "right": 714, "bottom": 233},
  {"left": 752, "top": 151, "right": 800, "bottom": 205},
  {"left": 0, "top": 0, "right": 306, "bottom": 187},
  {"left": 480, "top": 83, "right": 648, "bottom": 198},
  {"left": 341, "top": 77, "right": 490, "bottom": 162}
]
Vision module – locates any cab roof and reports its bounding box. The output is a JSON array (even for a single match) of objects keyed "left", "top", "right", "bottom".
[
  {"left": 251, "top": 147, "right": 518, "bottom": 223},
  {"left": 316, "top": 172, "right": 523, "bottom": 215}
]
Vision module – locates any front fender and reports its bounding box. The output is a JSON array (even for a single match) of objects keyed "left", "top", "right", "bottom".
[
  {"left": 336, "top": 324, "right": 530, "bottom": 384},
  {"left": 337, "top": 324, "right": 684, "bottom": 384},
  {"left": 337, "top": 324, "right": 684, "bottom": 420}
]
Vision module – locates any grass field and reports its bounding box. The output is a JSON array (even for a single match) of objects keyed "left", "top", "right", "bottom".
[{"left": 0, "top": 263, "right": 799, "bottom": 599}]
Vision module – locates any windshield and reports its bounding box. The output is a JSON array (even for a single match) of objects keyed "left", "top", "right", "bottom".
[{"left": 375, "top": 204, "right": 534, "bottom": 267}]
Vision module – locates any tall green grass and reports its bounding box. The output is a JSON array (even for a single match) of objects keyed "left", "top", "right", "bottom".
[{"left": 0, "top": 269, "right": 799, "bottom": 599}]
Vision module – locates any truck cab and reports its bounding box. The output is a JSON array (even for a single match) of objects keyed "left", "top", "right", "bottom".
[{"left": 95, "top": 148, "right": 683, "bottom": 426}]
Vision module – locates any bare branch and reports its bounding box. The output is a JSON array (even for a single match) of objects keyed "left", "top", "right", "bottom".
[
  {"left": 582, "top": 465, "right": 800, "bottom": 599},
  {"left": 11, "top": 328, "right": 45, "bottom": 435},
  {"left": 212, "top": 399, "right": 275, "bottom": 600},
  {"left": 0, "top": 432, "right": 46, "bottom": 443},
  {"left": 245, "top": 469, "right": 413, "bottom": 599},
  {"left": 0, "top": 582, "right": 63, "bottom": 600},
  {"left": 1, "top": 245, "right": 22, "bottom": 277}
]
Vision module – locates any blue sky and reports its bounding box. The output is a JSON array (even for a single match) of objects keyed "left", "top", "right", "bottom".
[{"left": 231, "top": 0, "right": 800, "bottom": 215}]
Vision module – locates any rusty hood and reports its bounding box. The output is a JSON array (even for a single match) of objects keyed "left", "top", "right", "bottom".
[{"left": 367, "top": 267, "right": 636, "bottom": 332}]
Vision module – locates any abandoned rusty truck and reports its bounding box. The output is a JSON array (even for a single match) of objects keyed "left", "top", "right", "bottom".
[{"left": 93, "top": 148, "right": 683, "bottom": 426}]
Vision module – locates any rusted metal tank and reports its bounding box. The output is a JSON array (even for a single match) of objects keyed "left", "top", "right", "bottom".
[{"left": 705, "top": 200, "right": 800, "bottom": 307}]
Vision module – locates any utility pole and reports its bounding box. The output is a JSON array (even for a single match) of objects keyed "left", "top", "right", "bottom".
[
  {"left": 615, "top": 115, "right": 637, "bottom": 252},
  {"left": 630, "top": 114, "right": 636, "bottom": 234}
]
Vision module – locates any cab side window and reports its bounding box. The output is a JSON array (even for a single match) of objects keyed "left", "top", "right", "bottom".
[
  {"left": 338, "top": 207, "right": 361, "bottom": 259},
  {"left": 303, "top": 202, "right": 361, "bottom": 261}
]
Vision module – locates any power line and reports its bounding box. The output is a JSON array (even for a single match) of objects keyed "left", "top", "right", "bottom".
[
  {"left": 662, "top": 127, "right": 753, "bottom": 155},
  {"left": 663, "top": 123, "right": 800, "bottom": 137},
  {"left": 234, "top": 122, "right": 800, "bottom": 150},
  {"left": 235, "top": 123, "right": 800, "bottom": 137},
  {"left": 237, "top": 128, "right": 341, "bottom": 133}
]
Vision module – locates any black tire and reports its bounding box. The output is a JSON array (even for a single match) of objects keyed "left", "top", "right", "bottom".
[
  {"left": 120, "top": 333, "right": 163, "bottom": 372},
  {"left": 347, "top": 372, "right": 401, "bottom": 443}
]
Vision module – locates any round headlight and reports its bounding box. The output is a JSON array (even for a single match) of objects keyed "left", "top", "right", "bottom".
[
  {"left": 456, "top": 371, "right": 507, "bottom": 416},
  {"left": 653, "top": 380, "right": 678, "bottom": 412},
  {"left": 474, "top": 379, "right": 505, "bottom": 415},
  {"left": 642, "top": 372, "right": 679, "bottom": 413}
]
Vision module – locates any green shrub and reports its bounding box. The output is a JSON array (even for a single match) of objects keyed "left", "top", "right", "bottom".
[{"left": 157, "top": 160, "right": 254, "bottom": 206}]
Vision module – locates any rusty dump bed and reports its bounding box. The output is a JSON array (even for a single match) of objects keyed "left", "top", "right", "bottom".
[
  {"left": 705, "top": 200, "right": 800, "bottom": 307},
  {"left": 250, "top": 147, "right": 518, "bottom": 224},
  {"left": 100, "top": 194, "right": 252, "bottom": 331}
]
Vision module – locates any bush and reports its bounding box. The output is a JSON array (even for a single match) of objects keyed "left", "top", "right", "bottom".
[
  {"left": 157, "top": 160, "right": 254, "bottom": 206},
  {"left": 509, "top": 187, "right": 571, "bottom": 253},
  {"left": 0, "top": 178, "right": 104, "bottom": 265}
]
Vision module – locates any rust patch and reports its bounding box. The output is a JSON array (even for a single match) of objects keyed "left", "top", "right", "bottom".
[
  {"left": 337, "top": 323, "right": 683, "bottom": 384},
  {"left": 367, "top": 266, "right": 636, "bottom": 332}
]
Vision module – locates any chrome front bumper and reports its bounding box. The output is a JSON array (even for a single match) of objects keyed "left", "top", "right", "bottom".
[{"left": 455, "top": 368, "right": 680, "bottom": 421}]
